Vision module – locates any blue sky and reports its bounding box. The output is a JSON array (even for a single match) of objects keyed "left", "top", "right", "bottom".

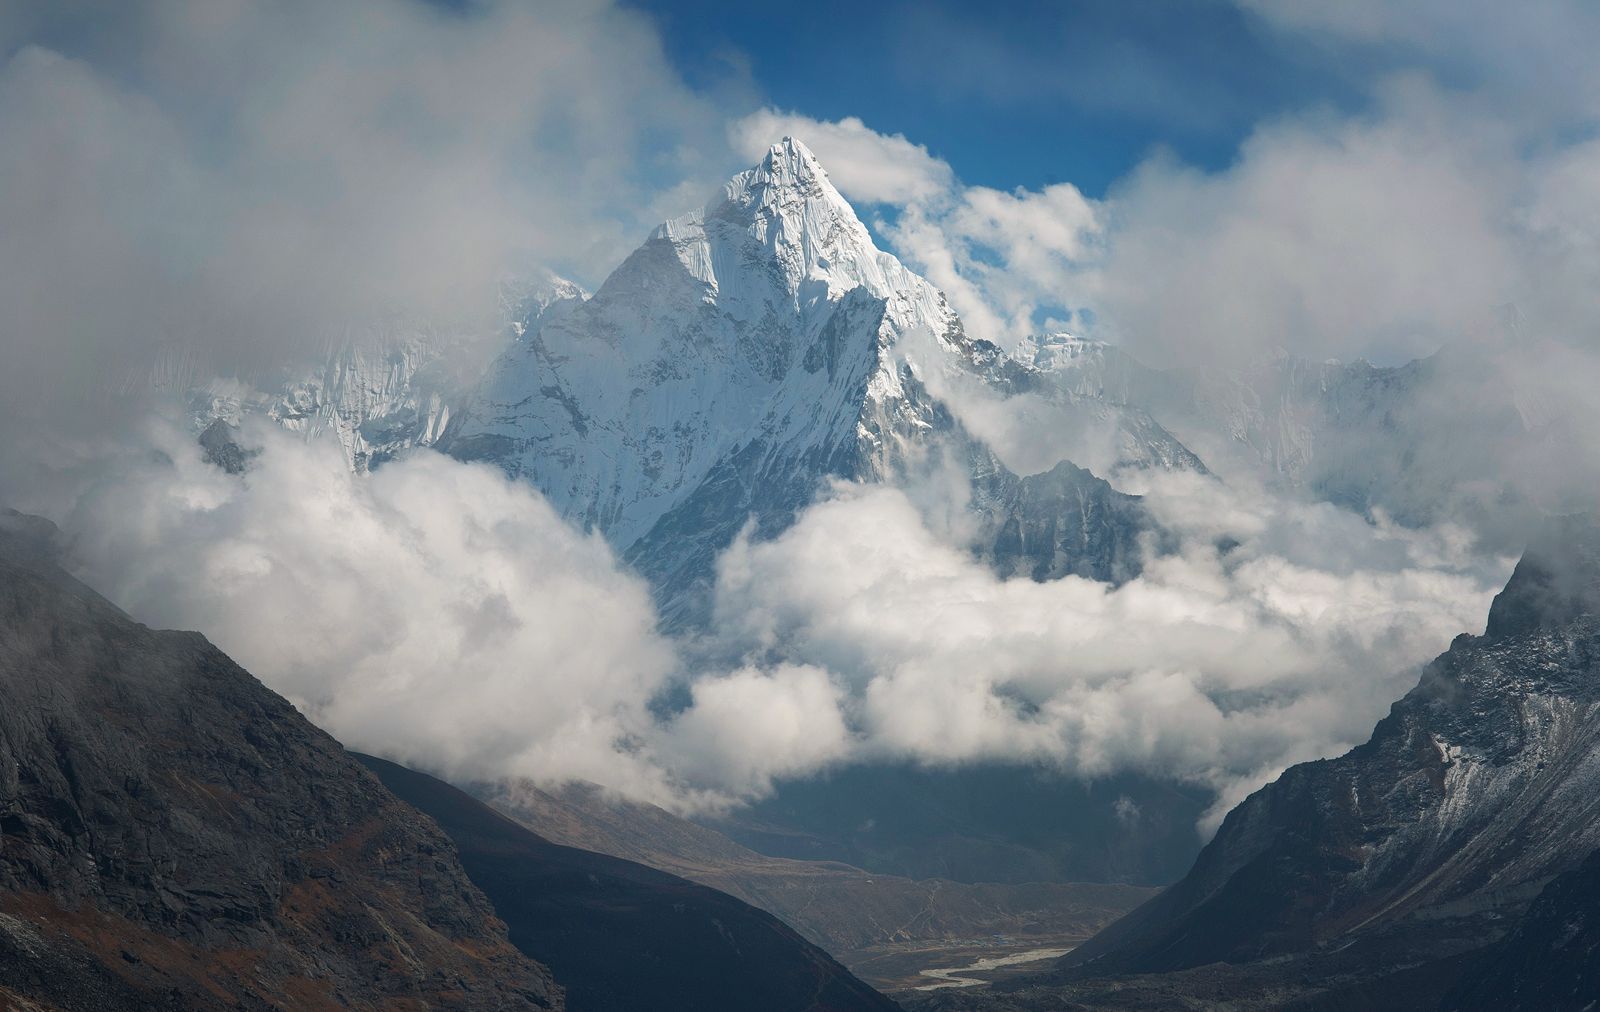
[{"left": 628, "top": 0, "right": 1373, "bottom": 196}]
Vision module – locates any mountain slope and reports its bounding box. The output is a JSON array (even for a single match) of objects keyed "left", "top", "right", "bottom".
[
  {"left": 1443, "top": 845, "right": 1600, "bottom": 1009},
  {"left": 903, "top": 515, "right": 1600, "bottom": 1010},
  {"left": 358, "top": 755, "right": 900, "bottom": 1012},
  {"left": 1043, "top": 514, "right": 1600, "bottom": 994},
  {"left": 0, "top": 510, "right": 560, "bottom": 1010}
]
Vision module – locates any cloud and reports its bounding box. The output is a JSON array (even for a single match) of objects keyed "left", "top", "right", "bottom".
[
  {"left": 1091, "top": 85, "right": 1522, "bottom": 368},
  {"left": 0, "top": 0, "right": 737, "bottom": 431},
  {"left": 1061, "top": 76, "right": 1600, "bottom": 525},
  {"left": 730, "top": 108, "right": 954, "bottom": 205},
  {"left": 9, "top": 0, "right": 1592, "bottom": 840},
  {"left": 658, "top": 664, "right": 852, "bottom": 798},
  {"left": 884, "top": 183, "right": 1102, "bottom": 346},
  {"left": 1237, "top": 0, "right": 1600, "bottom": 126},
  {"left": 63, "top": 420, "right": 685, "bottom": 802},
  {"left": 733, "top": 44, "right": 1600, "bottom": 401},
  {"left": 704, "top": 472, "right": 1508, "bottom": 830},
  {"left": 733, "top": 109, "right": 1102, "bottom": 348},
  {"left": 41, "top": 413, "right": 1509, "bottom": 832},
  {"left": 1075, "top": 4, "right": 1600, "bottom": 372}
]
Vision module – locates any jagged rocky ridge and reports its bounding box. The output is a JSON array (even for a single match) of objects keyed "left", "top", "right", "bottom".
[
  {"left": 0, "top": 510, "right": 561, "bottom": 1010},
  {"left": 184, "top": 277, "right": 583, "bottom": 473},
  {"left": 934, "top": 513, "right": 1600, "bottom": 1008},
  {"left": 189, "top": 324, "right": 479, "bottom": 473}
]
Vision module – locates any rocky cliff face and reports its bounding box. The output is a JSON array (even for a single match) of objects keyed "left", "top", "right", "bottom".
[
  {"left": 0, "top": 511, "right": 560, "bottom": 1010},
  {"left": 1031, "top": 514, "right": 1600, "bottom": 1000},
  {"left": 902, "top": 516, "right": 1600, "bottom": 1011}
]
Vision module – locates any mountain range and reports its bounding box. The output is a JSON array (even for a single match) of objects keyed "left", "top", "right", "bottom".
[
  {"left": 194, "top": 140, "right": 1191, "bottom": 627},
  {"left": 190, "top": 140, "right": 1576, "bottom": 611},
  {"left": 145, "top": 139, "right": 1600, "bottom": 1007}
]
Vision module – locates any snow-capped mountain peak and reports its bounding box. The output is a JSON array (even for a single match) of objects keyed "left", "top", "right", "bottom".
[
  {"left": 640, "top": 136, "right": 955, "bottom": 354},
  {"left": 445, "top": 138, "right": 974, "bottom": 557},
  {"left": 180, "top": 140, "right": 1175, "bottom": 627},
  {"left": 698, "top": 138, "right": 893, "bottom": 312},
  {"left": 436, "top": 142, "right": 1172, "bottom": 626}
]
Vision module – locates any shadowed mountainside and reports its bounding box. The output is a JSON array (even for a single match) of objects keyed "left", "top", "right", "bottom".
[
  {"left": 906, "top": 515, "right": 1600, "bottom": 1010},
  {"left": 359, "top": 754, "right": 900, "bottom": 1012},
  {"left": 0, "top": 510, "right": 560, "bottom": 1010}
]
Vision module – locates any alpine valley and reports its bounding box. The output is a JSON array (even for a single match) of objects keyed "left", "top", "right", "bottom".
[{"left": 7, "top": 137, "right": 1593, "bottom": 1011}]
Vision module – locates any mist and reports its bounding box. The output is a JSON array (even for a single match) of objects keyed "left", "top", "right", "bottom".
[{"left": 0, "top": 0, "right": 744, "bottom": 436}]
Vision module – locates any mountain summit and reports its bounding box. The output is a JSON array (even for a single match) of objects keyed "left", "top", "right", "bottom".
[
  {"left": 698, "top": 137, "right": 956, "bottom": 339},
  {"left": 444, "top": 140, "right": 1172, "bottom": 619},
  {"left": 446, "top": 138, "right": 969, "bottom": 548}
]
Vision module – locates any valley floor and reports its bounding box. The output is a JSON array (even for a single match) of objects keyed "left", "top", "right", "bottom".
[{"left": 853, "top": 936, "right": 1082, "bottom": 994}]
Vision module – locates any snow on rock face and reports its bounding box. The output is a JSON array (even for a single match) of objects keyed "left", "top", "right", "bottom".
[
  {"left": 444, "top": 138, "right": 973, "bottom": 552},
  {"left": 263, "top": 334, "right": 456, "bottom": 470},
  {"left": 437, "top": 141, "right": 1190, "bottom": 624},
  {"left": 188, "top": 333, "right": 452, "bottom": 472}
]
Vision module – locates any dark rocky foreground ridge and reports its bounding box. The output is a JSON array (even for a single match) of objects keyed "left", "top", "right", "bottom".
[
  {"left": 910, "top": 513, "right": 1600, "bottom": 1010},
  {"left": 0, "top": 509, "right": 560, "bottom": 1009},
  {"left": 0, "top": 510, "right": 898, "bottom": 1011}
]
